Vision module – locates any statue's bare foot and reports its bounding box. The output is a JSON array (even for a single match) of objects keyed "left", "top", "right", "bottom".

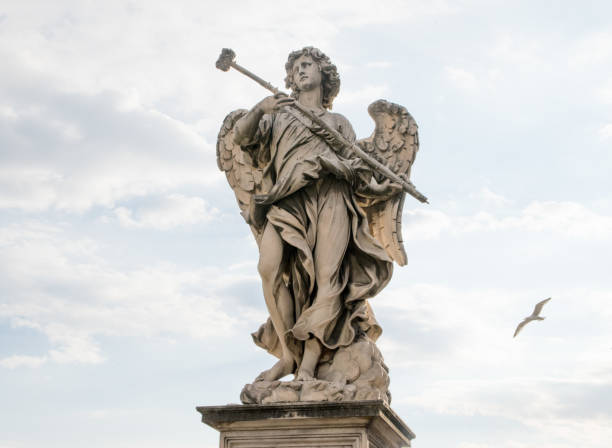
[
  {"left": 254, "top": 358, "right": 294, "bottom": 382},
  {"left": 295, "top": 338, "right": 321, "bottom": 381},
  {"left": 295, "top": 367, "right": 316, "bottom": 381}
]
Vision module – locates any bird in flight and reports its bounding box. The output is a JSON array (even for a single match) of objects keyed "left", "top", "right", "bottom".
[{"left": 513, "top": 297, "right": 552, "bottom": 338}]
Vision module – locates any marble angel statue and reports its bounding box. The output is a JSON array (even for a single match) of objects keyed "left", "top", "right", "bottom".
[{"left": 215, "top": 47, "right": 425, "bottom": 403}]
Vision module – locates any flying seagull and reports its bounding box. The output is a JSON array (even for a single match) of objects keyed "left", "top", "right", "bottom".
[{"left": 513, "top": 297, "right": 552, "bottom": 338}]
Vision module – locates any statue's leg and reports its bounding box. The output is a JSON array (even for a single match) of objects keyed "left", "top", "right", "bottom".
[
  {"left": 255, "top": 221, "right": 296, "bottom": 381},
  {"left": 296, "top": 182, "right": 350, "bottom": 380},
  {"left": 295, "top": 338, "right": 322, "bottom": 381}
]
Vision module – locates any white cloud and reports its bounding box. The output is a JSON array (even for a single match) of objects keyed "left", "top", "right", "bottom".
[
  {"left": 489, "top": 34, "right": 551, "bottom": 73},
  {"left": 377, "top": 282, "right": 612, "bottom": 373},
  {"left": 459, "top": 443, "right": 540, "bottom": 448},
  {"left": 0, "top": 355, "right": 48, "bottom": 369},
  {"left": 416, "top": 389, "right": 612, "bottom": 447},
  {"left": 403, "top": 200, "right": 612, "bottom": 241},
  {"left": 0, "top": 65, "right": 220, "bottom": 212},
  {"left": 0, "top": 1, "right": 452, "bottom": 215},
  {"left": 316, "top": 0, "right": 458, "bottom": 28},
  {"left": 114, "top": 194, "right": 218, "bottom": 230},
  {"left": 405, "top": 379, "right": 612, "bottom": 448},
  {"left": 334, "top": 84, "right": 390, "bottom": 106},
  {"left": 444, "top": 66, "right": 506, "bottom": 94},
  {"left": 475, "top": 187, "right": 512, "bottom": 207},
  {"left": 366, "top": 61, "right": 393, "bottom": 69},
  {"left": 569, "top": 31, "right": 612, "bottom": 68},
  {"left": 445, "top": 66, "right": 478, "bottom": 91},
  {"left": 0, "top": 442, "right": 20, "bottom": 448},
  {"left": 377, "top": 282, "right": 612, "bottom": 448},
  {"left": 0, "top": 223, "right": 260, "bottom": 367},
  {"left": 598, "top": 80, "right": 612, "bottom": 104},
  {"left": 0, "top": 1, "right": 456, "bottom": 117},
  {"left": 87, "top": 408, "right": 148, "bottom": 420},
  {"left": 0, "top": 168, "right": 64, "bottom": 212},
  {"left": 600, "top": 123, "right": 612, "bottom": 139},
  {"left": 46, "top": 325, "right": 105, "bottom": 364}
]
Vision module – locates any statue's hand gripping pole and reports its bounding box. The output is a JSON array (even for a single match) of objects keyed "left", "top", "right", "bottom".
[{"left": 215, "top": 48, "right": 429, "bottom": 204}]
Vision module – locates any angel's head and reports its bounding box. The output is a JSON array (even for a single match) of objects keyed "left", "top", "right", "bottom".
[{"left": 284, "top": 47, "right": 340, "bottom": 110}]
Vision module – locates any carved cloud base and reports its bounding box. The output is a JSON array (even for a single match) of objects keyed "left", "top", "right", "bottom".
[
  {"left": 241, "top": 336, "right": 391, "bottom": 405},
  {"left": 197, "top": 400, "right": 415, "bottom": 448}
]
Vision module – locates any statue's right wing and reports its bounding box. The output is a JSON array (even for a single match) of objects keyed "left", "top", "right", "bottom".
[
  {"left": 356, "top": 100, "right": 420, "bottom": 266},
  {"left": 216, "top": 109, "right": 265, "bottom": 243}
]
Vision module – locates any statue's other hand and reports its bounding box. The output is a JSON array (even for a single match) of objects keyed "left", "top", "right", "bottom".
[
  {"left": 256, "top": 93, "right": 295, "bottom": 114},
  {"left": 378, "top": 179, "right": 403, "bottom": 196},
  {"left": 359, "top": 178, "right": 402, "bottom": 198}
]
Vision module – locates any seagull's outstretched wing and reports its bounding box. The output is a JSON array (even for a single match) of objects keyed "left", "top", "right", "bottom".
[
  {"left": 532, "top": 297, "right": 552, "bottom": 317},
  {"left": 513, "top": 318, "right": 529, "bottom": 338}
]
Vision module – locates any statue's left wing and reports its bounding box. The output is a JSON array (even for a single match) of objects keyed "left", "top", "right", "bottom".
[
  {"left": 356, "top": 100, "right": 420, "bottom": 266},
  {"left": 217, "top": 109, "right": 265, "bottom": 243}
]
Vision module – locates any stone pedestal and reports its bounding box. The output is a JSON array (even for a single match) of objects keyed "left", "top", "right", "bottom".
[{"left": 197, "top": 400, "right": 415, "bottom": 448}]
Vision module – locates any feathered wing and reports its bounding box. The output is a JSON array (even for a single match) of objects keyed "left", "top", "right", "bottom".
[
  {"left": 356, "top": 100, "right": 420, "bottom": 266},
  {"left": 532, "top": 297, "right": 551, "bottom": 316},
  {"left": 513, "top": 318, "right": 529, "bottom": 337},
  {"left": 216, "top": 109, "right": 266, "bottom": 244}
]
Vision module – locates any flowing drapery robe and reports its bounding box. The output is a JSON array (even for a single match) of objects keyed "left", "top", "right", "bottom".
[{"left": 245, "top": 107, "right": 393, "bottom": 364}]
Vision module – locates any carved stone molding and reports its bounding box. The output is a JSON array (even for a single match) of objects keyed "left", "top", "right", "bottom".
[{"left": 197, "top": 400, "right": 415, "bottom": 448}]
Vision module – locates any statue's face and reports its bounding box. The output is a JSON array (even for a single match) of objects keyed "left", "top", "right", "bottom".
[{"left": 292, "top": 55, "right": 322, "bottom": 92}]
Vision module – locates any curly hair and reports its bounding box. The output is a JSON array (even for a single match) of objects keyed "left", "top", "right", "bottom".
[{"left": 284, "top": 47, "right": 340, "bottom": 110}]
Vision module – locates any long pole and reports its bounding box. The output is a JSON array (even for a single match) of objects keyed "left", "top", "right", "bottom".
[{"left": 216, "top": 48, "right": 428, "bottom": 204}]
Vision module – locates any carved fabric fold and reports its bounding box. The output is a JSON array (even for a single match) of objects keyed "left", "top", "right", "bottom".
[{"left": 248, "top": 108, "right": 393, "bottom": 363}]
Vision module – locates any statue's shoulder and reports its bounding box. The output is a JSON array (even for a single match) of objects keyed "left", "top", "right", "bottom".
[
  {"left": 327, "top": 111, "right": 355, "bottom": 138},
  {"left": 327, "top": 110, "right": 350, "bottom": 122}
]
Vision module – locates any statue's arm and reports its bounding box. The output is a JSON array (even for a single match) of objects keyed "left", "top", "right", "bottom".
[
  {"left": 332, "top": 113, "right": 402, "bottom": 199},
  {"left": 358, "top": 178, "right": 403, "bottom": 198},
  {"left": 233, "top": 94, "right": 295, "bottom": 146},
  {"left": 233, "top": 105, "right": 265, "bottom": 147}
]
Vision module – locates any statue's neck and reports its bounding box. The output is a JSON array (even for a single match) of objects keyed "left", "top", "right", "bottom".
[{"left": 297, "top": 87, "right": 324, "bottom": 111}]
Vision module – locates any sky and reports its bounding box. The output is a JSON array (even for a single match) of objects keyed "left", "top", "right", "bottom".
[{"left": 1, "top": 0, "right": 611, "bottom": 447}]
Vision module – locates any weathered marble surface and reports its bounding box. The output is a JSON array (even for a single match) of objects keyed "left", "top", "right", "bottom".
[
  {"left": 241, "top": 336, "right": 391, "bottom": 404},
  {"left": 197, "top": 400, "right": 415, "bottom": 448},
  {"left": 216, "top": 46, "right": 423, "bottom": 402}
]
